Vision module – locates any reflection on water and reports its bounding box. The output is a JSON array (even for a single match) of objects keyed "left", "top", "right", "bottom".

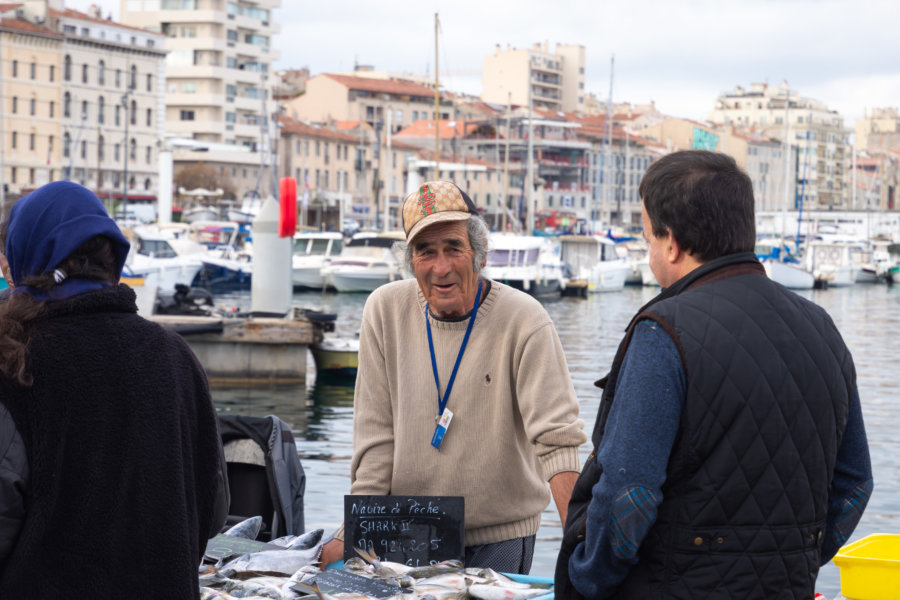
[{"left": 210, "top": 284, "right": 900, "bottom": 597}]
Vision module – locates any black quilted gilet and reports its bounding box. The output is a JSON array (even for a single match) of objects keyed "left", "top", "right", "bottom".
[{"left": 618, "top": 261, "right": 854, "bottom": 599}]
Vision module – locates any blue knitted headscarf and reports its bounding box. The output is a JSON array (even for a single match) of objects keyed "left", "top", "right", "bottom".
[{"left": 5, "top": 181, "right": 130, "bottom": 301}]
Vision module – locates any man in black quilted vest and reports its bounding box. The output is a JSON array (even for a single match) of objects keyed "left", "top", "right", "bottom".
[{"left": 555, "top": 150, "right": 872, "bottom": 599}]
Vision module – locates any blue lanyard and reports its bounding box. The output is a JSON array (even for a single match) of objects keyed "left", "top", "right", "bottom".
[{"left": 425, "top": 279, "right": 482, "bottom": 417}]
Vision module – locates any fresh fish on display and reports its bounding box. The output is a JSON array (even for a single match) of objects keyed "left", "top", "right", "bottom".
[{"left": 224, "top": 516, "right": 265, "bottom": 540}]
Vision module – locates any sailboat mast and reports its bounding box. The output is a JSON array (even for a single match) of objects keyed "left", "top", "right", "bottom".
[
  {"left": 526, "top": 75, "right": 534, "bottom": 234},
  {"left": 601, "top": 54, "right": 615, "bottom": 229},
  {"left": 781, "top": 89, "right": 791, "bottom": 242},
  {"left": 434, "top": 12, "right": 440, "bottom": 181}
]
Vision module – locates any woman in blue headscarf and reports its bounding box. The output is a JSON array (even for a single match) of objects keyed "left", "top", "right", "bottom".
[{"left": 0, "top": 181, "right": 228, "bottom": 599}]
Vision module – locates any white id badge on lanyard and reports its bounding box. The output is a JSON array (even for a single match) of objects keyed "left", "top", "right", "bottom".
[{"left": 430, "top": 408, "right": 454, "bottom": 450}]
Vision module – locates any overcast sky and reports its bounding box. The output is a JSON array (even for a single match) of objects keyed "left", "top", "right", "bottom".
[{"left": 69, "top": 0, "right": 900, "bottom": 128}]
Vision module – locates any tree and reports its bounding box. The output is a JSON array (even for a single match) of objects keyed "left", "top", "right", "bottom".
[{"left": 174, "top": 163, "right": 236, "bottom": 200}]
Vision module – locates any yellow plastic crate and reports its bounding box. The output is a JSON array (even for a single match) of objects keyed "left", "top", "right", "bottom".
[{"left": 833, "top": 534, "right": 900, "bottom": 600}]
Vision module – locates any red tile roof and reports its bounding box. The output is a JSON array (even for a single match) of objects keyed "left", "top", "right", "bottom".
[
  {"left": 48, "top": 7, "right": 155, "bottom": 35},
  {"left": 322, "top": 74, "right": 439, "bottom": 99},
  {"left": 0, "top": 3, "right": 22, "bottom": 12},
  {"left": 0, "top": 17, "right": 60, "bottom": 36},
  {"left": 394, "top": 119, "right": 488, "bottom": 140},
  {"left": 279, "top": 118, "right": 363, "bottom": 143}
]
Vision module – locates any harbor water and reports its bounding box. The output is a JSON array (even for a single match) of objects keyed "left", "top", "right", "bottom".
[{"left": 211, "top": 283, "right": 900, "bottom": 598}]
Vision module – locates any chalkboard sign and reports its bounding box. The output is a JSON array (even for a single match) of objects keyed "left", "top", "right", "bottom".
[
  {"left": 203, "top": 533, "right": 285, "bottom": 561},
  {"left": 344, "top": 495, "right": 464, "bottom": 566},
  {"left": 294, "top": 569, "right": 403, "bottom": 598}
]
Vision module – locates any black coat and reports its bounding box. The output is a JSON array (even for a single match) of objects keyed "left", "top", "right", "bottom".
[{"left": 0, "top": 284, "right": 227, "bottom": 599}]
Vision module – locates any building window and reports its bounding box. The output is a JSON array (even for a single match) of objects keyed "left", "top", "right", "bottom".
[
  {"left": 29, "top": 62, "right": 35, "bottom": 80},
  {"left": 130, "top": 138, "right": 136, "bottom": 160},
  {"left": 130, "top": 100, "right": 137, "bottom": 125},
  {"left": 10, "top": 132, "right": 15, "bottom": 149},
  {"left": 64, "top": 55, "right": 71, "bottom": 81},
  {"left": 29, "top": 98, "right": 35, "bottom": 116},
  {"left": 180, "top": 110, "right": 195, "bottom": 121},
  {"left": 81, "top": 140, "right": 87, "bottom": 159},
  {"left": 144, "top": 178, "right": 151, "bottom": 190},
  {"left": 98, "top": 60, "right": 105, "bottom": 85},
  {"left": 147, "top": 73, "right": 152, "bottom": 91},
  {"left": 49, "top": 65, "right": 54, "bottom": 82},
  {"left": 114, "top": 143, "right": 120, "bottom": 161},
  {"left": 63, "top": 133, "right": 70, "bottom": 157},
  {"left": 116, "top": 69, "right": 121, "bottom": 87},
  {"left": 146, "top": 108, "right": 152, "bottom": 126},
  {"left": 82, "top": 63, "right": 89, "bottom": 84},
  {"left": 98, "top": 96, "right": 105, "bottom": 123},
  {"left": 11, "top": 60, "right": 17, "bottom": 77},
  {"left": 115, "top": 105, "right": 120, "bottom": 126},
  {"left": 11, "top": 96, "right": 16, "bottom": 114},
  {"left": 146, "top": 146, "right": 152, "bottom": 163},
  {"left": 82, "top": 100, "right": 88, "bottom": 120},
  {"left": 98, "top": 135, "right": 104, "bottom": 160},
  {"left": 49, "top": 101, "right": 54, "bottom": 118},
  {"left": 130, "top": 65, "right": 137, "bottom": 89}
]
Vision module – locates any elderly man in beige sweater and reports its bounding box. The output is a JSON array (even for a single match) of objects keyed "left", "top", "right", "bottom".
[{"left": 319, "top": 180, "right": 586, "bottom": 573}]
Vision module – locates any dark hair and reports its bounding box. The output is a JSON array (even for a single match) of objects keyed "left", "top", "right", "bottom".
[
  {"left": 0, "top": 235, "right": 120, "bottom": 387},
  {"left": 639, "top": 150, "right": 756, "bottom": 261}
]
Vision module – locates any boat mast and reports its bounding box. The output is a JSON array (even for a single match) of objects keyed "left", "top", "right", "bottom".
[
  {"left": 781, "top": 88, "right": 791, "bottom": 246},
  {"left": 434, "top": 12, "right": 440, "bottom": 181},
  {"left": 601, "top": 54, "right": 615, "bottom": 230},
  {"left": 526, "top": 74, "right": 534, "bottom": 234},
  {"left": 502, "top": 92, "right": 511, "bottom": 232}
]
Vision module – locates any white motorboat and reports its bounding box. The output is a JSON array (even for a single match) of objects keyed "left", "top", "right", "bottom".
[
  {"left": 558, "top": 235, "right": 630, "bottom": 292},
  {"left": 292, "top": 231, "right": 344, "bottom": 290},
  {"left": 482, "top": 234, "right": 565, "bottom": 297},
  {"left": 123, "top": 223, "right": 207, "bottom": 294},
  {"left": 804, "top": 241, "right": 860, "bottom": 287},
  {"left": 321, "top": 232, "right": 404, "bottom": 293}
]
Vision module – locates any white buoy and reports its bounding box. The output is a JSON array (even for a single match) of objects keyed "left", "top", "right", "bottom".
[{"left": 251, "top": 196, "right": 292, "bottom": 316}]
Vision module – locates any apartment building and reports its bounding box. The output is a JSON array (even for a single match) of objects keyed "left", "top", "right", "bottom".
[
  {"left": 634, "top": 116, "right": 796, "bottom": 214},
  {"left": 120, "top": 0, "right": 280, "bottom": 202},
  {"left": 708, "top": 81, "right": 849, "bottom": 210},
  {"left": 284, "top": 73, "right": 453, "bottom": 135},
  {"left": 0, "top": 10, "right": 62, "bottom": 197},
  {"left": 481, "top": 42, "right": 585, "bottom": 113},
  {"left": 53, "top": 6, "right": 165, "bottom": 203}
]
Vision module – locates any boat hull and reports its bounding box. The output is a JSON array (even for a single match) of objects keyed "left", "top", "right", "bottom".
[
  {"left": 763, "top": 260, "right": 815, "bottom": 290},
  {"left": 311, "top": 339, "right": 359, "bottom": 378}
]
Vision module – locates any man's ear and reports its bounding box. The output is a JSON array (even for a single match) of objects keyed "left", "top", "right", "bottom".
[{"left": 665, "top": 230, "right": 682, "bottom": 264}]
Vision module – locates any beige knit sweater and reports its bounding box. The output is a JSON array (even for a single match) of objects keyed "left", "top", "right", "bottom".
[{"left": 348, "top": 278, "right": 586, "bottom": 547}]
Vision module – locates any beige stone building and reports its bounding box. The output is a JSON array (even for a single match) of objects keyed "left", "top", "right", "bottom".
[
  {"left": 1, "top": 7, "right": 63, "bottom": 197},
  {"left": 52, "top": 6, "right": 165, "bottom": 203},
  {"left": 481, "top": 42, "right": 585, "bottom": 113}
]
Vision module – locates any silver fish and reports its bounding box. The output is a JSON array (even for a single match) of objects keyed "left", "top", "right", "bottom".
[
  {"left": 223, "top": 516, "right": 264, "bottom": 540},
  {"left": 271, "top": 529, "right": 325, "bottom": 550},
  {"left": 223, "top": 548, "right": 323, "bottom": 576}
]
